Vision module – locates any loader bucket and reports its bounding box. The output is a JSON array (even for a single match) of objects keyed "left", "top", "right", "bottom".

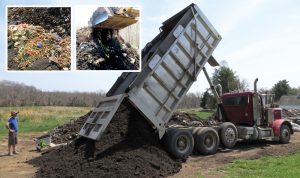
[{"left": 89, "top": 7, "right": 139, "bottom": 29}]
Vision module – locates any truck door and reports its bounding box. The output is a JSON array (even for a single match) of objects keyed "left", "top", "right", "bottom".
[{"left": 222, "top": 94, "right": 254, "bottom": 126}]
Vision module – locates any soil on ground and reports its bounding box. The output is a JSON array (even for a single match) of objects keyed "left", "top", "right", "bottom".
[
  {"left": 171, "top": 134, "right": 300, "bottom": 178},
  {"left": 0, "top": 132, "right": 43, "bottom": 178},
  {"left": 1, "top": 108, "right": 300, "bottom": 178},
  {"left": 283, "top": 108, "right": 300, "bottom": 117},
  {"left": 28, "top": 101, "right": 181, "bottom": 178},
  {"left": 2, "top": 133, "right": 300, "bottom": 178},
  {"left": 167, "top": 111, "right": 218, "bottom": 127},
  {"left": 49, "top": 112, "right": 91, "bottom": 144}
]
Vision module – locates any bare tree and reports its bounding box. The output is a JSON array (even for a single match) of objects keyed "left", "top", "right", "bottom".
[{"left": 0, "top": 80, "right": 104, "bottom": 107}]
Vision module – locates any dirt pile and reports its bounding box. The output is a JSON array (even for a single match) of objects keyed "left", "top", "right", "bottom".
[
  {"left": 8, "top": 7, "right": 70, "bottom": 37},
  {"left": 7, "top": 7, "right": 71, "bottom": 70},
  {"left": 48, "top": 110, "right": 216, "bottom": 144},
  {"left": 282, "top": 108, "right": 300, "bottom": 118},
  {"left": 167, "top": 111, "right": 218, "bottom": 127},
  {"left": 49, "top": 112, "right": 91, "bottom": 144},
  {"left": 28, "top": 101, "right": 181, "bottom": 177},
  {"left": 76, "top": 27, "right": 139, "bottom": 70}
]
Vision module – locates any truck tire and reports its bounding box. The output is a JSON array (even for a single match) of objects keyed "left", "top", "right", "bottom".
[
  {"left": 280, "top": 124, "right": 291, "bottom": 144},
  {"left": 192, "top": 127, "right": 205, "bottom": 138},
  {"left": 195, "top": 127, "right": 219, "bottom": 155},
  {"left": 166, "top": 128, "right": 194, "bottom": 159},
  {"left": 219, "top": 122, "right": 237, "bottom": 148}
]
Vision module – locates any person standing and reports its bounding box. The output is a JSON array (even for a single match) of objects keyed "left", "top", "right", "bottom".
[{"left": 6, "top": 111, "right": 19, "bottom": 156}]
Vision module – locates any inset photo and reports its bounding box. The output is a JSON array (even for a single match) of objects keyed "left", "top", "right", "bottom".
[
  {"left": 76, "top": 6, "right": 140, "bottom": 71},
  {"left": 7, "top": 7, "right": 71, "bottom": 71}
]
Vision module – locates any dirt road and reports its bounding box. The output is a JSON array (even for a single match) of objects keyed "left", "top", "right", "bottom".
[
  {"left": 0, "top": 132, "right": 300, "bottom": 178},
  {"left": 171, "top": 133, "right": 300, "bottom": 178},
  {"left": 0, "top": 133, "right": 42, "bottom": 178}
]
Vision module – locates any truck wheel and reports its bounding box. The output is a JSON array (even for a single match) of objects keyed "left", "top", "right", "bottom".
[
  {"left": 192, "top": 127, "right": 205, "bottom": 138},
  {"left": 166, "top": 128, "right": 194, "bottom": 159},
  {"left": 219, "top": 122, "right": 237, "bottom": 148},
  {"left": 280, "top": 124, "right": 291, "bottom": 144},
  {"left": 195, "top": 127, "right": 219, "bottom": 155}
]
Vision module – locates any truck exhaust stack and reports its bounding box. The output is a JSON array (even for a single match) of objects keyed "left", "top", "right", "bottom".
[{"left": 254, "top": 78, "right": 258, "bottom": 92}]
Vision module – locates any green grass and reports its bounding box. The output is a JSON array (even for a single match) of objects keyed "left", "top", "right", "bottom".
[
  {"left": 0, "top": 106, "right": 90, "bottom": 137},
  {"left": 193, "top": 111, "right": 213, "bottom": 120},
  {"left": 177, "top": 108, "right": 214, "bottom": 120},
  {"left": 218, "top": 151, "right": 300, "bottom": 178}
]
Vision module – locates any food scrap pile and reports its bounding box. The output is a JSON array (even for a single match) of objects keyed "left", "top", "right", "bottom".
[
  {"left": 76, "top": 27, "right": 139, "bottom": 70},
  {"left": 7, "top": 7, "right": 71, "bottom": 70}
]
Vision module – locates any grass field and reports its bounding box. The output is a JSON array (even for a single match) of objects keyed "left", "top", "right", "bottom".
[
  {"left": 218, "top": 151, "right": 300, "bottom": 178},
  {"left": 0, "top": 106, "right": 90, "bottom": 137},
  {"left": 1, "top": 107, "right": 213, "bottom": 137}
]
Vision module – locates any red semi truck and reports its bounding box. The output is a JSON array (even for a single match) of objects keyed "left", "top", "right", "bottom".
[
  {"left": 79, "top": 4, "right": 293, "bottom": 159},
  {"left": 163, "top": 77, "right": 293, "bottom": 159}
]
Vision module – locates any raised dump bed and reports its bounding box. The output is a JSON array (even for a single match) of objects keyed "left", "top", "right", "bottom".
[{"left": 79, "top": 3, "right": 221, "bottom": 141}]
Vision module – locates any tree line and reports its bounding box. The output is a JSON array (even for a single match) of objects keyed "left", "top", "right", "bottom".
[
  {"left": 1, "top": 61, "right": 299, "bottom": 108},
  {"left": 180, "top": 61, "right": 300, "bottom": 109},
  {"left": 0, "top": 80, "right": 204, "bottom": 108},
  {"left": 271, "top": 80, "right": 300, "bottom": 101},
  {"left": 0, "top": 80, "right": 104, "bottom": 107}
]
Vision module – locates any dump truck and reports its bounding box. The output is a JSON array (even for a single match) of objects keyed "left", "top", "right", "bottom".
[{"left": 79, "top": 3, "right": 293, "bottom": 159}]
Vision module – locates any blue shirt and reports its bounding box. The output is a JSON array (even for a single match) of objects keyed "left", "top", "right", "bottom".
[{"left": 8, "top": 116, "right": 18, "bottom": 132}]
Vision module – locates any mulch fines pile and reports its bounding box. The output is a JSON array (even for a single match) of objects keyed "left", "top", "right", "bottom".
[
  {"left": 7, "top": 7, "right": 71, "bottom": 70},
  {"left": 76, "top": 27, "right": 139, "bottom": 70},
  {"left": 8, "top": 7, "right": 70, "bottom": 37},
  {"left": 29, "top": 101, "right": 182, "bottom": 178},
  {"left": 167, "top": 111, "right": 218, "bottom": 127},
  {"left": 282, "top": 109, "right": 300, "bottom": 131},
  {"left": 282, "top": 108, "right": 300, "bottom": 118},
  {"left": 49, "top": 112, "right": 91, "bottom": 144}
]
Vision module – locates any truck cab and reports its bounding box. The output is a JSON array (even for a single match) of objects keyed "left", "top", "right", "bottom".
[
  {"left": 221, "top": 91, "right": 293, "bottom": 141},
  {"left": 222, "top": 92, "right": 255, "bottom": 126}
]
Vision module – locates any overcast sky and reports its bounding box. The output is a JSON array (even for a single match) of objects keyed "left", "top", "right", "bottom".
[{"left": 1, "top": 0, "right": 300, "bottom": 93}]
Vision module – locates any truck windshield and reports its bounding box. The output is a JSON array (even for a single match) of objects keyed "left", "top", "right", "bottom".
[
  {"left": 223, "top": 96, "right": 248, "bottom": 106},
  {"left": 260, "top": 94, "right": 274, "bottom": 107}
]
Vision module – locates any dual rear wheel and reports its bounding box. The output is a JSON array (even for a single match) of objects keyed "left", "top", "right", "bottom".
[
  {"left": 163, "top": 122, "right": 238, "bottom": 159},
  {"left": 193, "top": 127, "right": 219, "bottom": 155},
  {"left": 163, "top": 128, "right": 194, "bottom": 159}
]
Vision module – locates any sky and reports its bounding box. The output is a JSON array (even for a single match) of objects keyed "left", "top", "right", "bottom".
[{"left": 0, "top": 0, "right": 300, "bottom": 93}]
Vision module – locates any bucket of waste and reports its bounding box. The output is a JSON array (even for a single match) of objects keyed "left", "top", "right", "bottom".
[
  {"left": 35, "top": 134, "right": 51, "bottom": 152},
  {"left": 90, "top": 7, "right": 139, "bottom": 29}
]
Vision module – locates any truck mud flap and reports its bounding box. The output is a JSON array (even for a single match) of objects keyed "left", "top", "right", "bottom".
[{"left": 78, "top": 94, "right": 126, "bottom": 140}]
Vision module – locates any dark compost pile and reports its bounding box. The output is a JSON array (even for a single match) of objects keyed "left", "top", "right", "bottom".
[
  {"left": 282, "top": 108, "right": 300, "bottom": 118},
  {"left": 167, "top": 111, "right": 218, "bottom": 127},
  {"left": 29, "top": 101, "right": 182, "bottom": 178},
  {"left": 8, "top": 7, "right": 70, "bottom": 37},
  {"left": 49, "top": 112, "right": 91, "bottom": 144}
]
